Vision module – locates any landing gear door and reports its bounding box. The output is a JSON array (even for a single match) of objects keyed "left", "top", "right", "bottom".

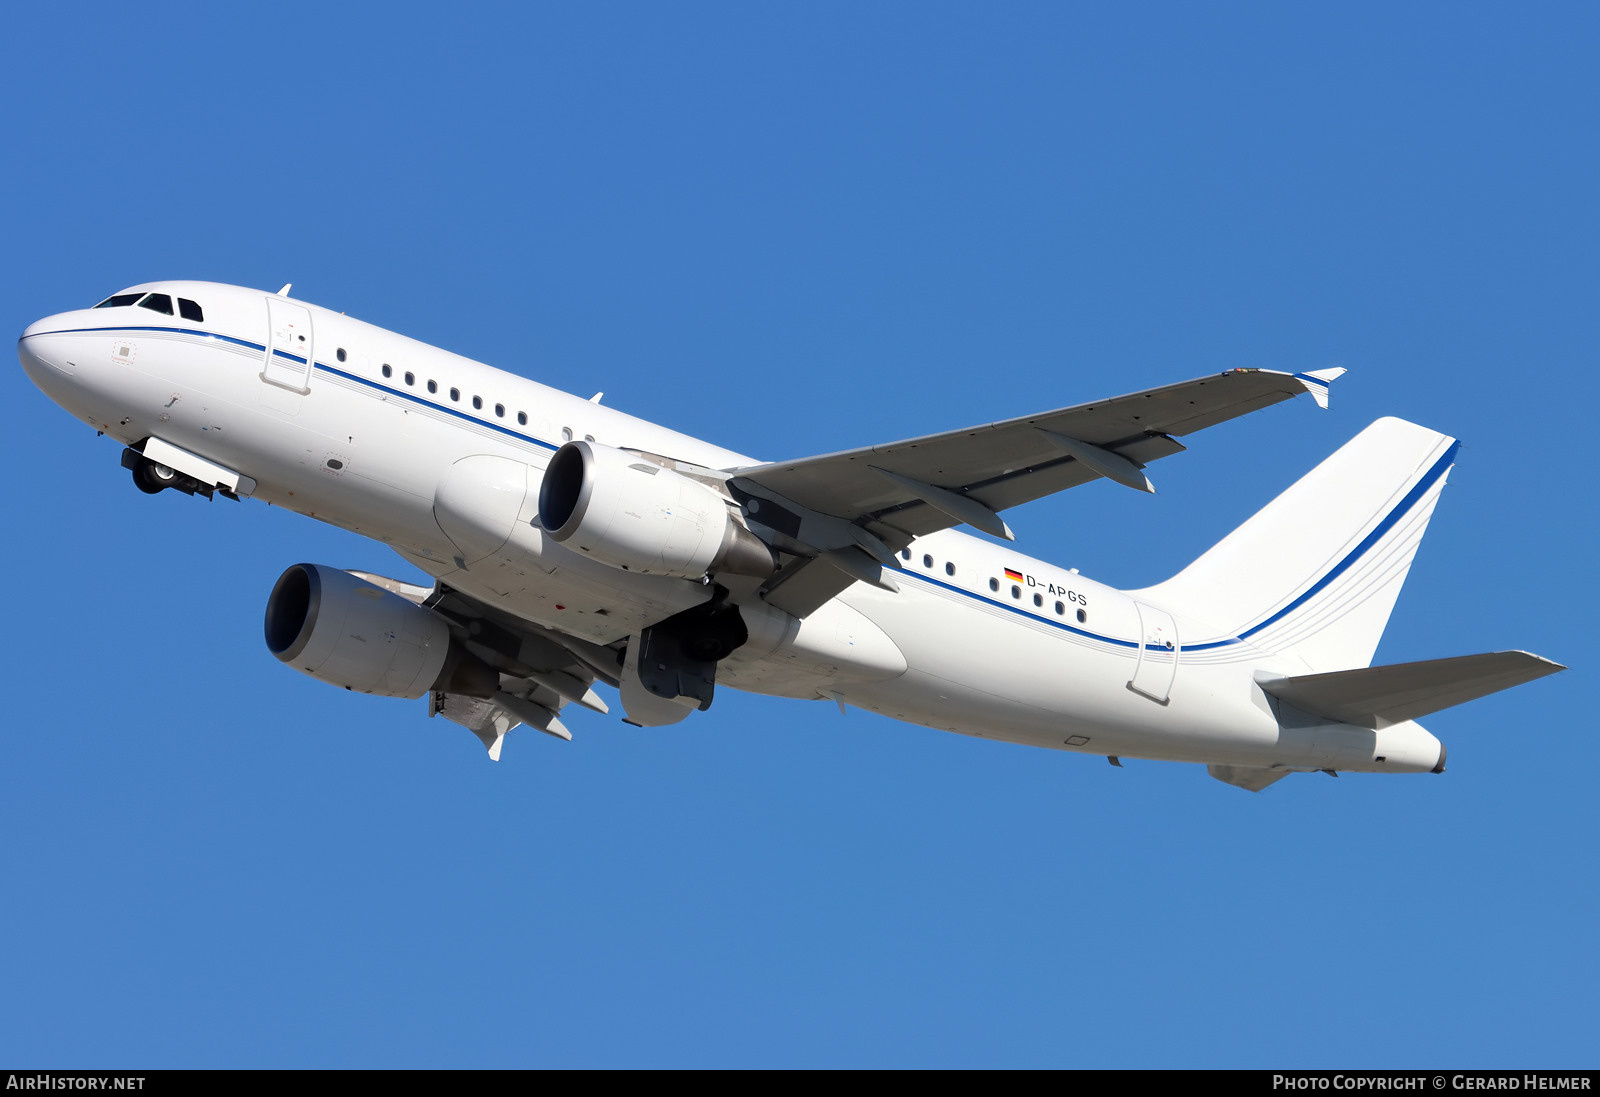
[
  {"left": 1128, "top": 602, "right": 1178, "bottom": 704},
  {"left": 261, "top": 296, "right": 314, "bottom": 393}
]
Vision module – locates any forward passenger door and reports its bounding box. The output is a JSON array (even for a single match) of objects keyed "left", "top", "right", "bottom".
[{"left": 260, "top": 296, "right": 315, "bottom": 393}]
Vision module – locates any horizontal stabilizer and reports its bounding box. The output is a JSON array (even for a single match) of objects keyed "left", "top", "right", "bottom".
[
  {"left": 1257, "top": 651, "right": 1564, "bottom": 729},
  {"left": 1207, "top": 764, "right": 1296, "bottom": 792}
]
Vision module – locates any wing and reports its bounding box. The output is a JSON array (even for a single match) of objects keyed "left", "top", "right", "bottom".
[
  {"left": 355, "top": 573, "right": 621, "bottom": 761},
  {"left": 727, "top": 368, "right": 1342, "bottom": 616}
]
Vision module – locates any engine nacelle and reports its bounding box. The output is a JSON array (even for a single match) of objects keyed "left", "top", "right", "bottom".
[
  {"left": 264, "top": 564, "right": 495, "bottom": 699},
  {"left": 538, "top": 441, "right": 774, "bottom": 580}
]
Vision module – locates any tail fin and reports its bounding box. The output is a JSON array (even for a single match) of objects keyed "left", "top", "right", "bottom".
[{"left": 1137, "top": 417, "right": 1459, "bottom": 672}]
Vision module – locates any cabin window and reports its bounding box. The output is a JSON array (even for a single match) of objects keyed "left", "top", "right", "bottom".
[
  {"left": 561, "top": 427, "right": 573, "bottom": 441},
  {"left": 901, "top": 549, "right": 912, "bottom": 561},
  {"left": 517, "top": 411, "right": 527, "bottom": 426},
  {"left": 450, "top": 387, "right": 460, "bottom": 401},
  {"left": 178, "top": 298, "right": 203, "bottom": 322},
  {"left": 495, "top": 403, "right": 505, "bottom": 418},
  {"left": 404, "top": 371, "right": 415, "bottom": 386},
  {"left": 427, "top": 380, "right": 438, "bottom": 394},
  {"left": 472, "top": 396, "right": 483, "bottom": 410},
  {"left": 382, "top": 364, "right": 392, "bottom": 378},
  {"left": 1011, "top": 585, "right": 1022, "bottom": 599},
  {"left": 137, "top": 293, "right": 173, "bottom": 315},
  {"left": 945, "top": 562, "right": 955, "bottom": 576},
  {"left": 1033, "top": 593, "right": 1043, "bottom": 607},
  {"left": 336, "top": 348, "right": 347, "bottom": 363},
  {"left": 1055, "top": 601, "right": 1065, "bottom": 615},
  {"left": 988, "top": 577, "right": 999, "bottom": 592},
  {"left": 922, "top": 554, "right": 933, "bottom": 569},
  {"left": 1077, "top": 608, "right": 1088, "bottom": 624},
  {"left": 95, "top": 293, "right": 143, "bottom": 309}
]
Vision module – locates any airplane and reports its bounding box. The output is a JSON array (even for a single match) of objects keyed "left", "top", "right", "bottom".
[{"left": 17, "top": 280, "right": 1564, "bottom": 791}]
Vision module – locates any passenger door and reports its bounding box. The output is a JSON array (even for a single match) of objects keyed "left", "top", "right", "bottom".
[
  {"left": 260, "top": 296, "right": 314, "bottom": 393},
  {"left": 1128, "top": 602, "right": 1178, "bottom": 703}
]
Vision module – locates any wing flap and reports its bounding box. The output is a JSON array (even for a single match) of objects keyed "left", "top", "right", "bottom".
[
  {"left": 1256, "top": 651, "right": 1564, "bottom": 729},
  {"left": 433, "top": 693, "right": 518, "bottom": 760},
  {"left": 423, "top": 583, "right": 624, "bottom": 758},
  {"left": 763, "top": 549, "right": 894, "bottom": 618}
]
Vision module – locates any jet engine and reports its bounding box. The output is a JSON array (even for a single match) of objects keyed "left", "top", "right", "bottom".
[
  {"left": 538, "top": 441, "right": 774, "bottom": 580},
  {"left": 264, "top": 564, "right": 497, "bottom": 698}
]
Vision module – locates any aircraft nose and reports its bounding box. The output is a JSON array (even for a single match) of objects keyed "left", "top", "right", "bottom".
[{"left": 18, "top": 316, "right": 73, "bottom": 381}]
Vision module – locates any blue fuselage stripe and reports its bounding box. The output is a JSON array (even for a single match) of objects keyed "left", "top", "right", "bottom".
[
  {"left": 36, "top": 323, "right": 1453, "bottom": 660},
  {"left": 42, "top": 323, "right": 264, "bottom": 354},
  {"left": 34, "top": 323, "right": 560, "bottom": 453},
  {"left": 316, "top": 362, "right": 560, "bottom": 451},
  {"left": 893, "top": 569, "right": 1141, "bottom": 648}
]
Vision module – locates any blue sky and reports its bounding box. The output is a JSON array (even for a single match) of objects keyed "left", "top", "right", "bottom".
[{"left": 2, "top": 2, "right": 1594, "bottom": 1068}]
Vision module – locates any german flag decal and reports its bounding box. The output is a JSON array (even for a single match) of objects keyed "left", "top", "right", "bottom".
[{"left": 1004, "top": 568, "right": 1024, "bottom": 583}]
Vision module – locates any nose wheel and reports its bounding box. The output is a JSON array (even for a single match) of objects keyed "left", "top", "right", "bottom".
[
  {"left": 131, "top": 458, "right": 179, "bottom": 494},
  {"left": 121, "top": 447, "right": 208, "bottom": 497}
]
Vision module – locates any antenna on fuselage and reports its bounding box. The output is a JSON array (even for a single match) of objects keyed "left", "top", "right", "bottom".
[
  {"left": 276, "top": 283, "right": 292, "bottom": 297},
  {"left": 589, "top": 392, "right": 604, "bottom": 403}
]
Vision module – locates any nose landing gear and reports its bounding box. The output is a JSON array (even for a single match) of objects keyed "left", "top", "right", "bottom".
[{"left": 122, "top": 447, "right": 208, "bottom": 498}]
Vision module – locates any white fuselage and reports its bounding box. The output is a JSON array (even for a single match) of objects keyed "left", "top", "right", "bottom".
[{"left": 18, "top": 280, "right": 1445, "bottom": 775}]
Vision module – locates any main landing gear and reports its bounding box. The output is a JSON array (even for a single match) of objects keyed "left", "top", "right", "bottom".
[{"left": 620, "top": 590, "right": 751, "bottom": 725}]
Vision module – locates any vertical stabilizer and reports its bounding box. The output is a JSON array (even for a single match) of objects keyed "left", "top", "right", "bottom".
[{"left": 1137, "top": 418, "right": 1458, "bottom": 672}]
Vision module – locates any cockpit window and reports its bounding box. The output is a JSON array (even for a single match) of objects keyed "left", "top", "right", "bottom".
[
  {"left": 178, "top": 298, "right": 203, "bottom": 322},
  {"left": 137, "top": 293, "right": 174, "bottom": 315},
  {"left": 94, "top": 293, "right": 144, "bottom": 309}
]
